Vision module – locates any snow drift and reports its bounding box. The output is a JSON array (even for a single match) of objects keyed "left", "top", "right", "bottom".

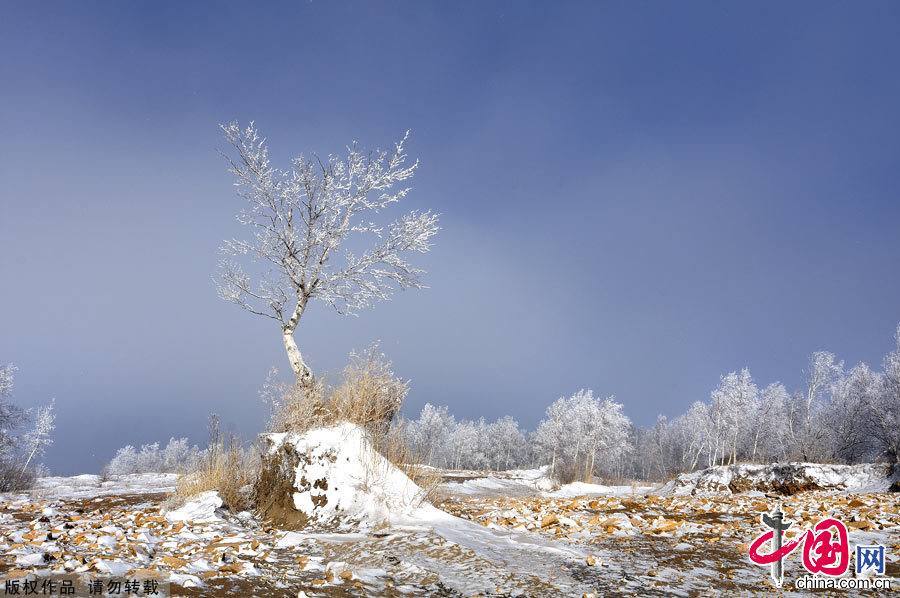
[
  {"left": 165, "top": 490, "right": 224, "bottom": 523},
  {"left": 254, "top": 422, "right": 430, "bottom": 530},
  {"left": 657, "top": 462, "right": 898, "bottom": 496}
]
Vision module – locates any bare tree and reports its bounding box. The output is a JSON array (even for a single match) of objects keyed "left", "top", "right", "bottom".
[{"left": 215, "top": 123, "right": 439, "bottom": 386}]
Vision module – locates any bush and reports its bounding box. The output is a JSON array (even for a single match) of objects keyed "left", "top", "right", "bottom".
[
  {"left": 105, "top": 437, "right": 204, "bottom": 475},
  {"left": 267, "top": 345, "right": 408, "bottom": 437},
  {"left": 0, "top": 458, "right": 35, "bottom": 492},
  {"left": 175, "top": 415, "right": 258, "bottom": 512}
]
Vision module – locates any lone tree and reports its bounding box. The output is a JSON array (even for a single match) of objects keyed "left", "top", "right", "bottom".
[{"left": 215, "top": 123, "right": 439, "bottom": 387}]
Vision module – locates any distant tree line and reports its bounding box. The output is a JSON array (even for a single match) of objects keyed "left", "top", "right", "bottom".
[
  {"left": 104, "top": 437, "right": 205, "bottom": 476},
  {"left": 99, "top": 322, "right": 900, "bottom": 483},
  {"left": 400, "top": 323, "right": 900, "bottom": 482}
]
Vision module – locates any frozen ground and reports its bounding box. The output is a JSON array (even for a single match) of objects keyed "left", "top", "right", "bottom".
[
  {"left": 30, "top": 473, "right": 178, "bottom": 499},
  {"left": 1, "top": 468, "right": 898, "bottom": 596},
  {"left": 435, "top": 466, "right": 654, "bottom": 499}
]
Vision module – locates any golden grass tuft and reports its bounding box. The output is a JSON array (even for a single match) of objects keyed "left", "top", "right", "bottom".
[
  {"left": 266, "top": 345, "right": 438, "bottom": 497},
  {"left": 269, "top": 345, "right": 408, "bottom": 436},
  {"left": 174, "top": 415, "right": 257, "bottom": 512}
]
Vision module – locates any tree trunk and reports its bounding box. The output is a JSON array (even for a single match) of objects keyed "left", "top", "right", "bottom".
[{"left": 283, "top": 328, "right": 313, "bottom": 387}]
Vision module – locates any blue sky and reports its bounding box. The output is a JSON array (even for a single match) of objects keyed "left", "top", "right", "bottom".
[{"left": 1, "top": 2, "right": 899, "bottom": 474}]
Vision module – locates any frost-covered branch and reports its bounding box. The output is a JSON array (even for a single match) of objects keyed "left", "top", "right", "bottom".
[
  {"left": 21, "top": 400, "right": 55, "bottom": 474},
  {"left": 214, "top": 122, "right": 439, "bottom": 384}
]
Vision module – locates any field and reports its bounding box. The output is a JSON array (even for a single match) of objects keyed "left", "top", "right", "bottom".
[{"left": 1, "top": 469, "right": 898, "bottom": 596}]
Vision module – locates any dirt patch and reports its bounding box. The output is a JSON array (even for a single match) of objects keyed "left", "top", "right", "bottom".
[
  {"left": 726, "top": 465, "right": 827, "bottom": 495},
  {"left": 75, "top": 492, "right": 171, "bottom": 510},
  {"left": 253, "top": 442, "right": 309, "bottom": 529}
]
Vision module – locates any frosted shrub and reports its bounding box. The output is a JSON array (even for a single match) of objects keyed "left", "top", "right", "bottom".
[
  {"left": 0, "top": 363, "right": 55, "bottom": 490},
  {"left": 105, "top": 437, "right": 204, "bottom": 475}
]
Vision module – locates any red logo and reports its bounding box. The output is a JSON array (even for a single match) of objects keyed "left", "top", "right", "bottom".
[{"left": 748, "top": 507, "right": 850, "bottom": 585}]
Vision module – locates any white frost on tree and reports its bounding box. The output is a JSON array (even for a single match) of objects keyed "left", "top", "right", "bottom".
[
  {"left": 399, "top": 323, "right": 900, "bottom": 480},
  {"left": 21, "top": 399, "right": 55, "bottom": 474},
  {"left": 404, "top": 403, "right": 454, "bottom": 467},
  {"left": 401, "top": 406, "right": 528, "bottom": 471},
  {"left": 0, "top": 363, "right": 21, "bottom": 460},
  {"left": 105, "top": 437, "right": 205, "bottom": 475},
  {"left": 791, "top": 351, "right": 843, "bottom": 460},
  {"left": 533, "top": 390, "right": 632, "bottom": 482},
  {"left": 873, "top": 325, "right": 900, "bottom": 463},
  {"left": 215, "top": 123, "right": 439, "bottom": 386},
  {"left": 708, "top": 369, "right": 758, "bottom": 466}
]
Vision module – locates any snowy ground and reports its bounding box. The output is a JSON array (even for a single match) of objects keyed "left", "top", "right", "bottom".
[
  {"left": 1, "top": 469, "right": 898, "bottom": 596},
  {"left": 434, "top": 466, "right": 654, "bottom": 498}
]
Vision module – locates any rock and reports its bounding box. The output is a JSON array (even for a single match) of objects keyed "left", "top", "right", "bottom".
[
  {"left": 97, "top": 535, "right": 117, "bottom": 549},
  {"left": 165, "top": 492, "right": 223, "bottom": 524},
  {"left": 15, "top": 553, "right": 47, "bottom": 566},
  {"left": 94, "top": 559, "right": 137, "bottom": 577},
  {"left": 541, "top": 514, "right": 558, "bottom": 528},
  {"left": 218, "top": 562, "right": 243, "bottom": 574},
  {"left": 161, "top": 555, "right": 188, "bottom": 569}
]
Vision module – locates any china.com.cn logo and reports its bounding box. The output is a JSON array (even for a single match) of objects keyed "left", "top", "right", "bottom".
[{"left": 747, "top": 504, "right": 889, "bottom": 589}]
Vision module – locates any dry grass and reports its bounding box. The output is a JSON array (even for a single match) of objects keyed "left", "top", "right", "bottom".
[
  {"left": 0, "top": 458, "right": 35, "bottom": 492},
  {"left": 266, "top": 346, "right": 438, "bottom": 498},
  {"left": 369, "top": 421, "right": 441, "bottom": 502},
  {"left": 175, "top": 415, "right": 258, "bottom": 512},
  {"left": 269, "top": 346, "right": 408, "bottom": 436}
]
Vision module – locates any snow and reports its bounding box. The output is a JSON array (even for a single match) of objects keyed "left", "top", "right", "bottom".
[
  {"left": 1, "top": 466, "right": 897, "bottom": 596},
  {"left": 264, "top": 423, "right": 429, "bottom": 529},
  {"left": 545, "top": 481, "right": 654, "bottom": 498},
  {"left": 390, "top": 504, "right": 596, "bottom": 594},
  {"left": 274, "top": 531, "right": 307, "bottom": 548},
  {"left": 168, "top": 572, "right": 203, "bottom": 587},
  {"left": 97, "top": 535, "right": 118, "bottom": 549},
  {"left": 657, "top": 462, "right": 897, "bottom": 495},
  {"left": 16, "top": 553, "right": 46, "bottom": 567},
  {"left": 441, "top": 467, "right": 557, "bottom": 496},
  {"left": 440, "top": 468, "right": 655, "bottom": 499},
  {"left": 94, "top": 559, "right": 137, "bottom": 577},
  {"left": 30, "top": 473, "right": 179, "bottom": 499},
  {"left": 165, "top": 491, "right": 223, "bottom": 523}
]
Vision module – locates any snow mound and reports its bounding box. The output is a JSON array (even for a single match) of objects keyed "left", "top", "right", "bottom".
[
  {"left": 257, "top": 423, "right": 429, "bottom": 530},
  {"left": 165, "top": 491, "right": 223, "bottom": 523},
  {"left": 441, "top": 467, "right": 557, "bottom": 496},
  {"left": 545, "top": 481, "right": 654, "bottom": 498},
  {"left": 657, "top": 462, "right": 898, "bottom": 496}
]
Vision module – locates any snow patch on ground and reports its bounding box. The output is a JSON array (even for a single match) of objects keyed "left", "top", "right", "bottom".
[
  {"left": 440, "top": 467, "right": 557, "bottom": 496},
  {"left": 545, "top": 481, "right": 655, "bottom": 498},
  {"left": 440, "top": 467, "right": 656, "bottom": 498},
  {"left": 165, "top": 491, "right": 223, "bottom": 523},
  {"left": 31, "top": 473, "right": 178, "bottom": 499},
  {"left": 657, "top": 462, "right": 897, "bottom": 495}
]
